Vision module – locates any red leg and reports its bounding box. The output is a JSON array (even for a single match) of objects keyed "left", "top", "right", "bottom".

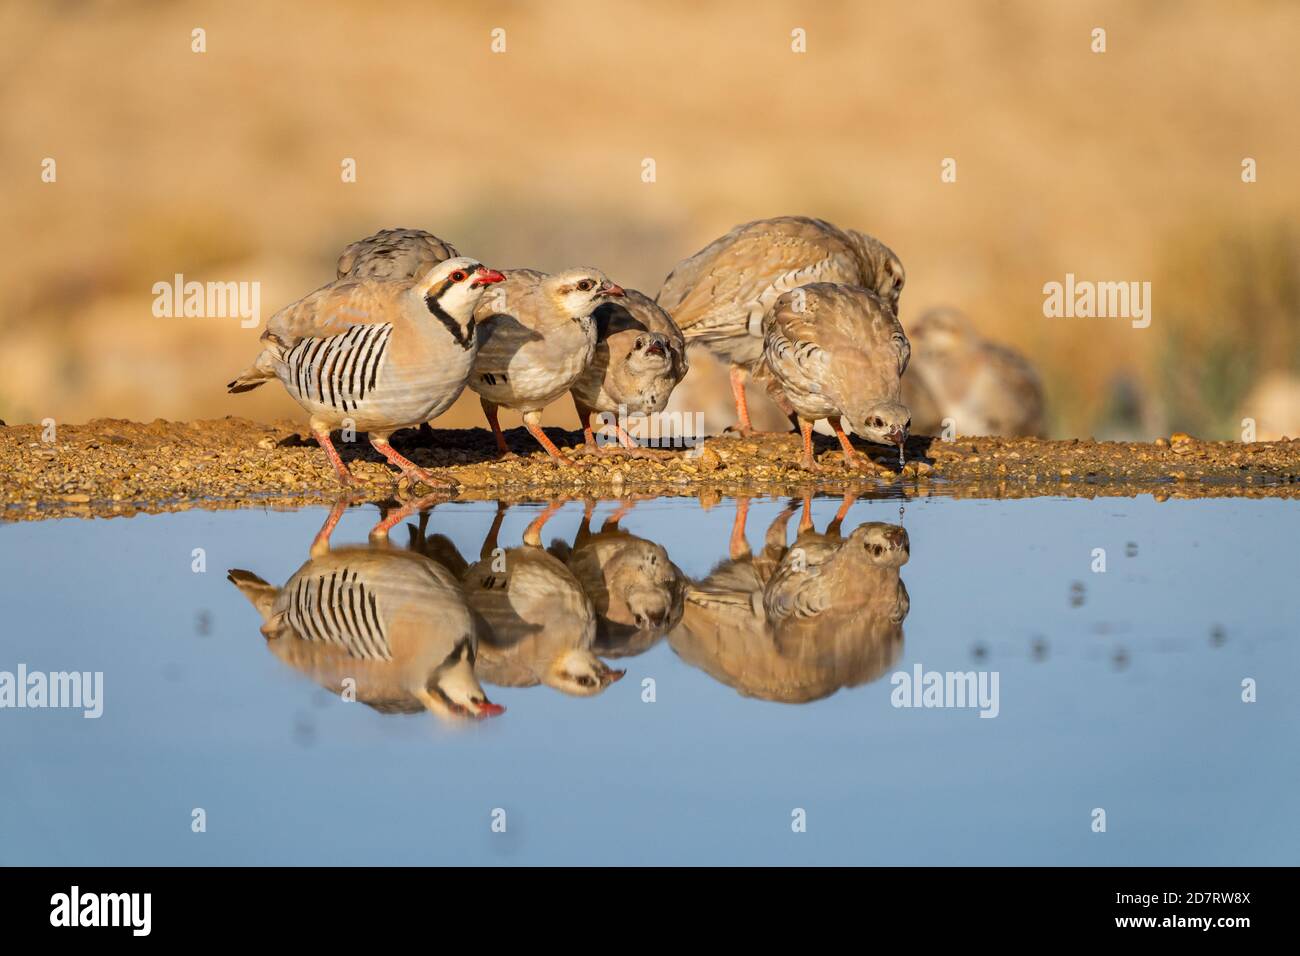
[
  {"left": 312, "top": 427, "right": 357, "bottom": 487},
  {"left": 369, "top": 492, "right": 444, "bottom": 544},
  {"left": 370, "top": 436, "right": 455, "bottom": 490},
  {"left": 572, "top": 394, "right": 599, "bottom": 451},
  {"left": 605, "top": 499, "right": 636, "bottom": 526},
  {"left": 481, "top": 398, "right": 514, "bottom": 457},
  {"left": 480, "top": 500, "right": 508, "bottom": 560},
  {"left": 798, "top": 494, "right": 814, "bottom": 534},
  {"left": 608, "top": 421, "right": 674, "bottom": 457},
  {"left": 612, "top": 422, "right": 640, "bottom": 449},
  {"left": 523, "top": 500, "right": 565, "bottom": 546},
  {"left": 310, "top": 496, "right": 352, "bottom": 558},
  {"left": 730, "top": 365, "right": 753, "bottom": 435},
  {"left": 826, "top": 491, "right": 858, "bottom": 537},
  {"left": 798, "top": 418, "right": 820, "bottom": 472},
  {"left": 573, "top": 398, "right": 672, "bottom": 457},
  {"left": 832, "top": 416, "right": 863, "bottom": 467},
  {"left": 729, "top": 497, "right": 751, "bottom": 560},
  {"left": 523, "top": 414, "right": 575, "bottom": 466}
]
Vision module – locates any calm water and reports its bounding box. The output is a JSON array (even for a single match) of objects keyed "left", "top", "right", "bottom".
[{"left": 1, "top": 493, "right": 1296, "bottom": 865}]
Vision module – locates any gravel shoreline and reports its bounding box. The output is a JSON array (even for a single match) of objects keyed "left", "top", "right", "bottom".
[{"left": 3, "top": 417, "right": 1300, "bottom": 522}]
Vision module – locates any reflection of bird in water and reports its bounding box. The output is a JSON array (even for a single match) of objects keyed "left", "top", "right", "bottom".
[
  {"left": 227, "top": 496, "right": 504, "bottom": 721},
  {"left": 673, "top": 497, "right": 793, "bottom": 658},
  {"left": 450, "top": 502, "right": 626, "bottom": 697},
  {"left": 670, "top": 495, "right": 908, "bottom": 704},
  {"left": 570, "top": 290, "right": 689, "bottom": 455},
  {"left": 547, "top": 499, "right": 686, "bottom": 659},
  {"left": 900, "top": 307, "right": 1045, "bottom": 438},
  {"left": 657, "top": 216, "right": 904, "bottom": 435},
  {"left": 764, "top": 494, "right": 908, "bottom": 678}
]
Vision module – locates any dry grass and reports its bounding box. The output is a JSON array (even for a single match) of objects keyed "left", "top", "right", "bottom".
[{"left": 2, "top": 0, "right": 1298, "bottom": 438}]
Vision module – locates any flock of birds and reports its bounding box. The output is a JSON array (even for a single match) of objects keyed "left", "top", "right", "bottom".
[
  {"left": 228, "top": 216, "right": 1045, "bottom": 483},
  {"left": 229, "top": 493, "right": 909, "bottom": 719}
]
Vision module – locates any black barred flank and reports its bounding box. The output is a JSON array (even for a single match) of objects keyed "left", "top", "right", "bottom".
[
  {"left": 284, "top": 324, "right": 392, "bottom": 412},
  {"left": 284, "top": 568, "right": 391, "bottom": 661}
]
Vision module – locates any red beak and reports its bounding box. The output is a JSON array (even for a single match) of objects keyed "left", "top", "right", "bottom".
[
  {"left": 475, "top": 700, "right": 506, "bottom": 718},
  {"left": 600, "top": 283, "right": 626, "bottom": 298},
  {"left": 471, "top": 268, "right": 506, "bottom": 288}
]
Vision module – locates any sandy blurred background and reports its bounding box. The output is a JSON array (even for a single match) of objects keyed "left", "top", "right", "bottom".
[{"left": 2, "top": 0, "right": 1299, "bottom": 439}]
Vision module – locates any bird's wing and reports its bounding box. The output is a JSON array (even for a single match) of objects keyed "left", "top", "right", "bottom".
[
  {"left": 763, "top": 283, "right": 910, "bottom": 407},
  {"left": 462, "top": 554, "right": 545, "bottom": 652},
  {"left": 336, "top": 228, "right": 458, "bottom": 280},
  {"left": 262, "top": 278, "right": 403, "bottom": 350},
  {"left": 471, "top": 269, "right": 547, "bottom": 376},
  {"left": 278, "top": 564, "right": 394, "bottom": 661},
  {"left": 657, "top": 218, "right": 864, "bottom": 342},
  {"left": 594, "top": 289, "right": 662, "bottom": 339},
  {"left": 843, "top": 229, "right": 905, "bottom": 308},
  {"left": 764, "top": 537, "right": 841, "bottom": 622}
]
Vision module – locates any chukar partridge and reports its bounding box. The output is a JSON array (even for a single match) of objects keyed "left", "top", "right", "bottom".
[
  {"left": 670, "top": 495, "right": 907, "bottom": 704},
  {"left": 668, "top": 497, "right": 795, "bottom": 688},
  {"left": 548, "top": 500, "right": 686, "bottom": 659},
  {"left": 760, "top": 501, "right": 908, "bottom": 702},
  {"left": 470, "top": 268, "right": 625, "bottom": 464},
  {"left": 335, "top": 227, "right": 460, "bottom": 281},
  {"left": 460, "top": 502, "right": 625, "bottom": 696},
  {"left": 226, "top": 498, "right": 504, "bottom": 720},
  {"left": 569, "top": 290, "right": 689, "bottom": 454},
  {"left": 761, "top": 283, "right": 911, "bottom": 470},
  {"left": 227, "top": 257, "right": 505, "bottom": 488},
  {"left": 1238, "top": 371, "right": 1300, "bottom": 441},
  {"left": 901, "top": 307, "right": 1045, "bottom": 438},
  {"left": 656, "top": 216, "right": 904, "bottom": 434}
]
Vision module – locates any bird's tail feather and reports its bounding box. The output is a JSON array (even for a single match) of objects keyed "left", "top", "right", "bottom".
[
  {"left": 226, "top": 349, "right": 278, "bottom": 394},
  {"left": 227, "top": 569, "right": 278, "bottom": 620}
]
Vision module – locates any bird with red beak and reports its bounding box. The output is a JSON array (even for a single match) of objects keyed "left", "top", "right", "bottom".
[
  {"left": 227, "top": 497, "right": 507, "bottom": 723},
  {"left": 227, "top": 255, "right": 507, "bottom": 489}
]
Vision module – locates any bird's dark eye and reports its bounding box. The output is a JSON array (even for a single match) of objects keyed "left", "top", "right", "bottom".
[
  {"left": 635, "top": 338, "right": 645, "bottom": 349},
  {"left": 450, "top": 271, "right": 467, "bottom": 282},
  {"left": 872, "top": 418, "right": 883, "bottom": 428},
  {"left": 578, "top": 675, "right": 595, "bottom": 687},
  {"left": 577, "top": 279, "right": 594, "bottom": 292}
]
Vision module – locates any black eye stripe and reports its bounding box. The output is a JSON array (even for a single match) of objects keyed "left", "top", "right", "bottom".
[{"left": 446, "top": 262, "right": 482, "bottom": 282}]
